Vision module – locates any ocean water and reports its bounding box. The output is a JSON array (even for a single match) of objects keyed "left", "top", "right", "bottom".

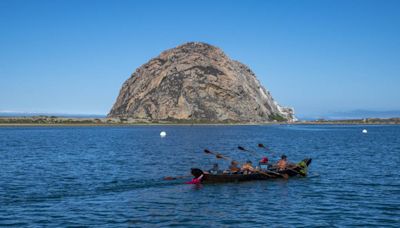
[{"left": 0, "top": 125, "right": 399, "bottom": 227}]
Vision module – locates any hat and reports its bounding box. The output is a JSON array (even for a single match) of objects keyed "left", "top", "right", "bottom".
[
  {"left": 281, "top": 154, "right": 287, "bottom": 159},
  {"left": 260, "top": 157, "right": 268, "bottom": 163}
]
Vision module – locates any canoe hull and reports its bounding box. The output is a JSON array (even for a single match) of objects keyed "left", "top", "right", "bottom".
[
  {"left": 192, "top": 158, "right": 312, "bottom": 184},
  {"left": 202, "top": 172, "right": 278, "bottom": 184}
]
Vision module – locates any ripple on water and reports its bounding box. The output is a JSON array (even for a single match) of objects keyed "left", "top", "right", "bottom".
[{"left": 0, "top": 125, "right": 400, "bottom": 226}]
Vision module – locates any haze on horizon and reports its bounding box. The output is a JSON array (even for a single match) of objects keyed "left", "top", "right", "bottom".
[{"left": 1, "top": 0, "right": 399, "bottom": 119}]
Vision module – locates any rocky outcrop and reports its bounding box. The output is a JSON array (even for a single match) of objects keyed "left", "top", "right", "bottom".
[{"left": 108, "top": 42, "right": 295, "bottom": 122}]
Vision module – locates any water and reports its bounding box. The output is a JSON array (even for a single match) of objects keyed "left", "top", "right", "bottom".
[{"left": 0, "top": 125, "right": 399, "bottom": 227}]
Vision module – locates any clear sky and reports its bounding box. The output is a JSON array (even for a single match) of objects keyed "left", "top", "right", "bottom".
[{"left": 1, "top": 0, "right": 399, "bottom": 118}]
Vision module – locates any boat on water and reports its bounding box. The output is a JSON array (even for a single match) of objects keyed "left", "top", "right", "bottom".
[{"left": 190, "top": 158, "right": 312, "bottom": 184}]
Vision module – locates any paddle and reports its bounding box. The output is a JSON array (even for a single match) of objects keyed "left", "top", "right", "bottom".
[
  {"left": 254, "top": 170, "right": 276, "bottom": 178},
  {"left": 237, "top": 146, "right": 259, "bottom": 156},
  {"left": 165, "top": 149, "right": 229, "bottom": 181},
  {"left": 258, "top": 143, "right": 276, "bottom": 157},
  {"left": 257, "top": 169, "right": 288, "bottom": 179},
  {"left": 237, "top": 145, "right": 290, "bottom": 179},
  {"left": 285, "top": 166, "right": 302, "bottom": 175},
  {"left": 205, "top": 149, "right": 278, "bottom": 178},
  {"left": 163, "top": 175, "right": 192, "bottom": 180},
  {"left": 259, "top": 144, "right": 305, "bottom": 177},
  {"left": 204, "top": 149, "right": 231, "bottom": 161}
]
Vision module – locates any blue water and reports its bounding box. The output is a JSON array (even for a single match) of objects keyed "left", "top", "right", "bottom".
[{"left": 0, "top": 125, "right": 399, "bottom": 227}]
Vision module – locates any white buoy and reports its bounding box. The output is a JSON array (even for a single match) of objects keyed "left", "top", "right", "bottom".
[
  {"left": 362, "top": 129, "right": 368, "bottom": 134},
  {"left": 160, "top": 131, "right": 167, "bottom": 137}
]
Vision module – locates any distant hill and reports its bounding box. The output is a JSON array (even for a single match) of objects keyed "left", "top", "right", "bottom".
[
  {"left": 0, "top": 112, "right": 106, "bottom": 118},
  {"left": 299, "top": 110, "right": 400, "bottom": 120}
]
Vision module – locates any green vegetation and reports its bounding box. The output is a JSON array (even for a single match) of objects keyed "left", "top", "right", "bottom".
[
  {"left": 268, "top": 114, "right": 287, "bottom": 122},
  {"left": 306, "top": 118, "right": 400, "bottom": 125},
  {"left": 0, "top": 116, "right": 261, "bottom": 126},
  {"left": 0, "top": 116, "right": 399, "bottom": 126},
  {"left": 0, "top": 116, "right": 103, "bottom": 125}
]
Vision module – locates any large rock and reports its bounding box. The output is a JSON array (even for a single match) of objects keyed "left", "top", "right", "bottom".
[{"left": 108, "top": 42, "right": 295, "bottom": 122}]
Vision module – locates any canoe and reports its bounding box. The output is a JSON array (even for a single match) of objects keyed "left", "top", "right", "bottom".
[{"left": 191, "top": 158, "right": 312, "bottom": 184}]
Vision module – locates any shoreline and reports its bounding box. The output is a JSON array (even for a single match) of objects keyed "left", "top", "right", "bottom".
[{"left": 0, "top": 116, "right": 399, "bottom": 127}]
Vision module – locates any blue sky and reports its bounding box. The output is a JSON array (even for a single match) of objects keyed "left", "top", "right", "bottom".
[{"left": 0, "top": 0, "right": 399, "bottom": 118}]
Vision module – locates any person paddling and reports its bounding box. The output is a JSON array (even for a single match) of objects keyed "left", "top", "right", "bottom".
[
  {"left": 186, "top": 174, "right": 204, "bottom": 184},
  {"left": 260, "top": 157, "right": 269, "bottom": 164},
  {"left": 228, "top": 161, "right": 240, "bottom": 173},
  {"left": 241, "top": 160, "right": 255, "bottom": 174},
  {"left": 276, "top": 154, "right": 288, "bottom": 171},
  {"left": 187, "top": 168, "right": 204, "bottom": 184},
  {"left": 208, "top": 163, "right": 220, "bottom": 174},
  {"left": 259, "top": 156, "right": 269, "bottom": 170}
]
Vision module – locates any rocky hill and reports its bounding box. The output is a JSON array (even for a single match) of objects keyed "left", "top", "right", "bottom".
[{"left": 108, "top": 42, "right": 295, "bottom": 122}]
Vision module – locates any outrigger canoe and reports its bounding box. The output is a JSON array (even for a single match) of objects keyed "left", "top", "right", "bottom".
[{"left": 190, "top": 158, "right": 312, "bottom": 184}]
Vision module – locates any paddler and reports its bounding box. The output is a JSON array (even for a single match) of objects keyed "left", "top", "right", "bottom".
[
  {"left": 186, "top": 174, "right": 203, "bottom": 184},
  {"left": 187, "top": 168, "right": 204, "bottom": 184},
  {"left": 260, "top": 157, "right": 269, "bottom": 163},
  {"left": 276, "top": 154, "right": 288, "bottom": 171},
  {"left": 259, "top": 156, "right": 269, "bottom": 170},
  {"left": 241, "top": 160, "right": 255, "bottom": 174},
  {"left": 228, "top": 161, "right": 240, "bottom": 173},
  {"left": 208, "top": 163, "right": 220, "bottom": 174}
]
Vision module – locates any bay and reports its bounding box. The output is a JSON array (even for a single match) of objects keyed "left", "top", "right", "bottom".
[{"left": 0, "top": 125, "right": 399, "bottom": 227}]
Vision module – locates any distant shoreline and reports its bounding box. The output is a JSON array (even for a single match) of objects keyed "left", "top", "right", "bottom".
[{"left": 0, "top": 116, "right": 399, "bottom": 126}]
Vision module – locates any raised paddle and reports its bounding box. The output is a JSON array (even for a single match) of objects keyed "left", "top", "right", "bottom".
[
  {"left": 258, "top": 143, "right": 276, "bottom": 157},
  {"left": 220, "top": 155, "right": 274, "bottom": 178},
  {"left": 204, "top": 149, "right": 231, "bottom": 161},
  {"left": 206, "top": 149, "right": 281, "bottom": 178},
  {"left": 237, "top": 146, "right": 259, "bottom": 156},
  {"left": 258, "top": 144, "right": 304, "bottom": 176},
  {"left": 205, "top": 149, "right": 288, "bottom": 179},
  {"left": 165, "top": 150, "right": 233, "bottom": 181},
  {"left": 165, "top": 149, "right": 221, "bottom": 181},
  {"left": 237, "top": 145, "right": 290, "bottom": 179}
]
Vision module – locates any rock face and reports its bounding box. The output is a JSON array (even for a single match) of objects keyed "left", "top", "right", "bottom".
[{"left": 108, "top": 42, "right": 295, "bottom": 122}]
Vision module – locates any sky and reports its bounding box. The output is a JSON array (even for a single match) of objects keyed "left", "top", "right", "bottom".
[{"left": 0, "top": 0, "right": 399, "bottom": 118}]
